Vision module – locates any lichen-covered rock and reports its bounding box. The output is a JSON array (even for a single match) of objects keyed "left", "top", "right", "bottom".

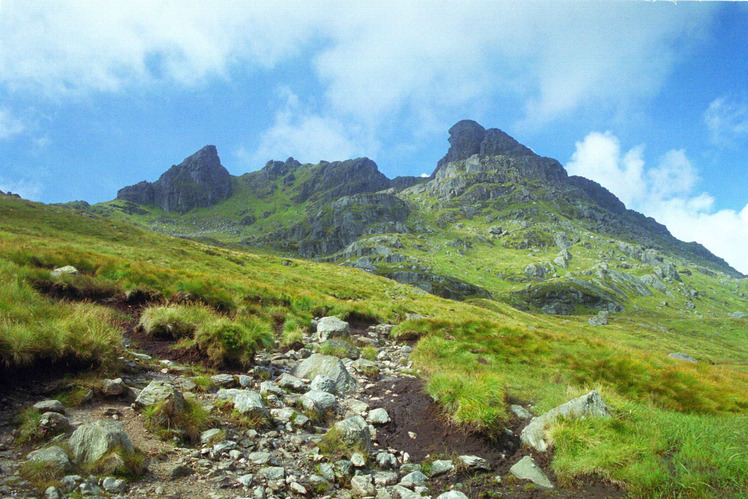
[
  {"left": 293, "top": 354, "right": 357, "bottom": 394},
  {"left": 51, "top": 266, "right": 79, "bottom": 278},
  {"left": 510, "top": 456, "right": 553, "bottom": 488},
  {"left": 101, "top": 378, "right": 126, "bottom": 397},
  {"left": 38, "top": 412, "right": 71, "bottom": 434},
  {"left": 217, "top": 389, "right": 269, "bottom": 419},
  {"left": 133, "top": 380, "right": 185, "bottom": 417},
  {"left": 26, "top": 446, "right": 72, "bottom": 474},
  {"left": 68, "top": 420, "right": 134, "bottom": 465},
  {"left": 315, "top": 317, "right": 350, "bottom": 342},
  {"left": 520, "top": 390, "right": 610, "bottom": 452},
  {"left": 34, "top": 399, "right": 65, "bottom": 414},
  {"left": 299, "top": 390, "right": 339, "bottom": 417},
  {"left": 331, "top": 415, "right": 372, "bottom": 453}
]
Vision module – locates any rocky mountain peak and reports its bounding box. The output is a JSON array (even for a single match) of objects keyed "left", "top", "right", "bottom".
[
  {"left": 117, "top": 145, "right": 232, "bottom": 213},
  {"left": 433, "top": 120, "right": 535, "bottom": 176}
]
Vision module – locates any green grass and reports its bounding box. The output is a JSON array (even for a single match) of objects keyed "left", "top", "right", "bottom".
[
  {"left": 3, "top": 194, "right": 748, "bottom": 496},
  {"left": 143, "top": 396, "right": 211, "bottom": 444}
]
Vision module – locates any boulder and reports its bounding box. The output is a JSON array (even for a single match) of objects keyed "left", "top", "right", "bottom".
[
  {"left": 520, "top": 390, "right": 610, "bottom": 452},
  {"left": 275, "top": 373, "right": 307, "bottom": 392},
  {"left": 315, "top": 317, "right": 350, "bottom": 342},
  {"left": 217, "top": 389, "right": 269, "bottom": 420},
  {"left": 510, "top": 455, "right": 553, "bottom": 488},
  {"left": 400, "top": 470, "right": 428, "bottom": 488},
  {"left": 293, "top": 354, "right": 357, "bottom": 394},
  {"left": 101, "top": 378, "right": 126, "bottom": 397},
  {"left": 133, "top": 380, "right": 185, "bottom": 417},
  {"left": 69, "top": 420, "right": 134, "bottom": 465},
  {"left": 331, "top": 415, "right": 373, "bottom": 453},
  {"left": 299, "top": 390, "right": 339, "bottom": 418},
  {"left": 211, "top": 374, "right": 237, "bottom": 388},
  {"left": 430, "top": 459, "right": 454, "bottom": 477},
  {"left": 26, "top": 446, "right": 72, "bottom": 474},
  {"left": 458, "top": 455, "right": 491, "bottom": 471},
  {"left": 34, "top": 400, "right": 65, "bottom": 414}
]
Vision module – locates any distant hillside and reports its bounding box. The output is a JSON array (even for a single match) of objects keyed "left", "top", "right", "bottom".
[{"left": 92, "top": 120, "right": 744, "bottom": 317}]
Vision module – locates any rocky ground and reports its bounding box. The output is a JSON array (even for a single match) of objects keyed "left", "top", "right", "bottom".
[{"left": 0, "top": 314, "right": 623, "bottom": 498}]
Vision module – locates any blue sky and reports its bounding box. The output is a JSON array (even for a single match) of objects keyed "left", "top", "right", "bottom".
[{"left": 1, "top": 2, "right": 747, "bottom": 273}]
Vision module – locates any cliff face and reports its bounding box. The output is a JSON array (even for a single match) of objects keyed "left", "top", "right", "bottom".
[{"left": 117, "top": 145, "right": 232, "bottom": 213}]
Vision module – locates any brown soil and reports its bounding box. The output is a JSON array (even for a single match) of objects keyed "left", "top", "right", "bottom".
[{"left": 368, "top": 376, "right": 624, "bottom": 498}]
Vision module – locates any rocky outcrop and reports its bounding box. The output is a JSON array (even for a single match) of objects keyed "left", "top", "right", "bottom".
[{"left": 117, "top": 145, "right": 232, "bottom": 213}]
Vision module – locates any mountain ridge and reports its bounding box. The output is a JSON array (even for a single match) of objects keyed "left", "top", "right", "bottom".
[{"left": 98, "top": 121, "right": 743, "bottom": 312}]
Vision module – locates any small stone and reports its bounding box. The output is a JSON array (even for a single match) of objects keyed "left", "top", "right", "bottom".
[
  {"left": 350, "top": 474, "right": 376, "bottom": 497},
  {"left": 38, "top": 411, "right": 71, "bottom": 434},
  {"left": 238, "top": 375, "right": 253, "bottom": 388},
  {"left": 376, "top": 452, "right": 397, "bottom": 470},
  {"left": 51, "top": 265, "right": 79, "bottom": 277},
  {"left": 26, "top": 446, "right": 72, "bottom": 473},
  {"left": 366, "top": 407, "right": 391, "bottom": 424},
  {"left": 430, "top": 459, "right": 454, "bottom": 477},
  {"left": 510, "top": 404, "right": 533, "bottom": 419},
  {"left": 211, "top": 374, "right": 237, "bottom": 388},
  {"left": 374, "top": 471, "right": 399, "bottom": 486},
  {"left": 260, "top": 381, "right": 285, "bottom": 396},
  {"left": 78, "top": 478, "right": 103, "bottom": 496},
  {"left": 458, "top": 455, "right": 491, "bottom": 471},
  {"left": 101, "top": 378, "right": 126, "bottom": 396},
  {"left": 289, "top": 481, "right": 307, "bottom": 494},
  {"left": 238, "top": 474, "right": 254, "bottom": 487},
  {"left": 101, "top": 477, "right": 127, "bottom": 494},
  {"left": 275, "top": 373, "right": 306, "bottom": 392},
  {"left": 351, "top": 452, "right": 366, "bottom": 467},
  {"left": 400, "top": 470, "right": 428, "bottom": 488},
  {"left": 437, "top": 492, "right": 469, "bottom": 499},
  {"left": 201, "top": 428, "right": 223, "bottom": 445},
  {"left": 44, "top": 486, "right": 62, "bottom": 499},
  {"left": 168, "top": 464, "right": 194, "bottom": 479},
  {"left": 258, "top": 466, "right": 285, "bottom": 480},
  {"left": 510, "top": 455, "right": 553, "bottom": 488},
  {"left": 248, "top": 451, "right": 272, "bottom": 465}
]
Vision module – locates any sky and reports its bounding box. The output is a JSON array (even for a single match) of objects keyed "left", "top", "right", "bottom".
[{"left": 0, "top": 1, "right": 747, "bottom": 273}]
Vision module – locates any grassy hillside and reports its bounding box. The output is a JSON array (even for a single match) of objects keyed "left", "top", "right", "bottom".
[{"left": 2, "top": 195, "right": 748, "bottom": 496}]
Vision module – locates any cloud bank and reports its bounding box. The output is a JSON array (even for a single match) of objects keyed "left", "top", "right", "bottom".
[
  {"left": 0, "top": 1, "right": 715, "bottom": 158},
  {"left": 567, "top": 132, "right": 748, "bottom": 274}
]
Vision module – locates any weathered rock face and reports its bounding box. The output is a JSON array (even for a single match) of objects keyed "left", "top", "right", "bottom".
[
  {"left": 432, "top": 120, "right": 535, "bottom": 177},
  {"left": 288, "top": 192, "right": 410, "bottom": 258},
  {"left": 117, "top": 145, "right": 232, "bottom": 213}
]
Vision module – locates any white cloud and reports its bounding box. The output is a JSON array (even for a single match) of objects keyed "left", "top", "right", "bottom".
[
  {"left": 0, "top": 109, "right": 24, "bottom": 139},
  {"left": 704, "top": 96, "right": 748, "bottom": 147},
  {"left": 250, "top": 87, "right": 379, "bottom": 166},
  {"left": 0, "top": 2, "right": 716, "bottom": 126},
  {"left": 566, "top": 131, "right": 748, "bottom": 274}
]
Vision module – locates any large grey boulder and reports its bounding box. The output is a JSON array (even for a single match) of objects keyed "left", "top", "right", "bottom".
[
  {"left": 331, "top": 415, "right": 372, "bottom": 453},
  {"left": 315, "top": 317, "right": 350, "bottom": 342},
  {"left": 133, "top": 380, "right": 185, "bottom": 417},
  {"left": 520, "top": 390, "right": 610, "bottom": 452},
  {"left": 26, "top": 446, "right": 72, "bottom": 474},
  {"left": 510, "top": 455, "right": 553, "bottom": 488},
  {"left": 69, "top": 420, "right": 134, "bottom": 465},
  {"left": 293, "top": 354, "right": 357, "bottom": 394},
  {"left": 217, "top": 389, "right": 269, "bottom": 419}
]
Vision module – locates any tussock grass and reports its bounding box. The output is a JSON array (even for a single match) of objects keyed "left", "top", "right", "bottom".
[{"left": 143, "top": 396, "right": 211, "bottom": 444}]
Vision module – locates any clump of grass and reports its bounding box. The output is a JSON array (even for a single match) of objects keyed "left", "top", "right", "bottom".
[
  {"left": 427, "top": 371, "right": 507, "bottom": 432},
  {"left": 317, "top": 426, "right": 369, "bottom": 460},
  {"left": 191, "top": 374, "right": 216, "bottom": 393},
  {"left": 138, "top": 304, "right": 213, "bottom": 339},
  {"left": 0, "top": 263, "right": 122, "bottom": 369},
  {"left": 19, "top": 460, "right": 65, "bottom": 491},
  {"left": 139, "top": 304, "right": 273, "bottom": 368},
  {"left": 317, "top": 339, "right": 358, "bottom": 359},
  {"left": 361, "top": 346, "right": 379, "bottom": 361},
  {"left": 54, "top": 384, "right": 94, "bottom": 407},
  {"left": 14, "top": 407, "right": 43, "bottom": 444},
  {"left": 280, "top": 317, "right": 305, "bottom": 348},
  {"left": 143, "top": 396, "right": 212, "bottom": 444},
  {"left": 82, "top": 445, "right": 148, "bottom": 479}
]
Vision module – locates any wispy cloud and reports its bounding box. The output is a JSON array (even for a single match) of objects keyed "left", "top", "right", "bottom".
[
  {"left": 0, "top": 108, "right": 24, "bottom": 139},
  {"left": 566, "top": 131, "right": 748, "bottom": 274},
  {"left": 704, "top": 96, "right": 748, "bottom": 147}
]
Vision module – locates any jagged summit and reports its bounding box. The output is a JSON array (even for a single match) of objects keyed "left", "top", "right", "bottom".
[
  {"left": 117, "top": 145, "right": 232, "bottom": 213},
  {"left": 433, "top": 120, "right": 535, "bottom": 176}
]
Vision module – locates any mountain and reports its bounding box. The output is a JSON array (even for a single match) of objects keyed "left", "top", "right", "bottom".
[
  {"left": 117, "top": 145, "right": 232, "bottom": 214},
  {"left": 97, "top": 120, "right": 743, "bottom": 316}
]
